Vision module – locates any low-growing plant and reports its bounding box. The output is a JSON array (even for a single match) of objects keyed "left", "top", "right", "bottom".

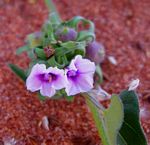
[{"left": 9, "top": 0, "right": 147, "bottom": 145}]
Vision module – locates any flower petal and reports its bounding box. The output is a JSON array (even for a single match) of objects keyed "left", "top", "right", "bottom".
[
  {"left": 46, "top": 67, "right": 67, "bottom": 90},
  {"left": 65, "top": 78, "right": 80, "bottom": 96},
  {"left": 73, "top": 55, "right": 96, "bottom": 74},
  {"left": 65, "top": 73, "right": 94, "bottom": 96},
  {"left": 68, "top": 58, "right": 78, "bottom": 71},
  {"left": 52, "top": 75, "right": 66, "bottom": 90},
  {"left": 65, "top": 55, "right": 95, "bottom": 95},
  {"left": 29, "top": 63, "right": 47, "bottom": 76},
  {"left": 76, "top": 73, "right": 94, "bottom": 92},
  {"left": 26, "top": 64, "right": 46, "bottom": 92},
  {"left": 26, "top": 75, "right": 42, "bottom": 92},
  {"left": 40, "top": 83, "right": 56, "bottom": 97}
]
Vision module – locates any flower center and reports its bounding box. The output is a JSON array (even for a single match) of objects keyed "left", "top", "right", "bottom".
[
  {"left": 39, "top": 73, "right": 57, "bottom": 83},
  {"left": 43, "top": 73, "right": 52, "bottom": 82},
  {"left": 67, "top": 70, "right": 77, "bottom": 77}
]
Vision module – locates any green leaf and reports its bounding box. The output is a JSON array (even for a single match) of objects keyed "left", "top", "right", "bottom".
[
  {"left": 8, "top": 64, "right": 26, "bottom": 81},
  {"left": 42, "top": 21, "right": 56, "bottom": 45},
  {"left": 51, "top": 89, "right": 66, "bottom": 100},
  {"left": 26, "top": 32, "right": 42, "bottom": 49},
  {"left": 117, "top": 90, "right": 147, "bottom": 145},
  {"left": 66, "top": 17, "right": 96, "bottom": 42},
  {"left": 16, "top": 45, "right": 29, "bottom": 55},
  {"left": 38, "top": 92, "right": 46, "bottom": 101},
  {"left": 55, "top": 41, "right": 86, "bottom": 57},
  {"left": 57, "top": 55, "right": 69, "bottom": 66},
  {"left": 51, "top": 94, "right": 63, "bottom": 100},
  {"left": 67, "top": 16, "right": 95, "bottom": 32},
  {"left": 47, "top": 56, "right": 65, "bottom": 68},
  {"left": 45, "top": 0, "right": 61, "bottom": 23},
  {"left": 65, "top": 95, "right": 74, "bottom": 102},
  {"left": 77, "top": 31, "right": 95, "bottom": 42},
  {"left": 48, "top": 12, "right": 61, "bottom": 25},
  {"left": 27, "top": 49, "right": 36, "bottom": 60},
  {"left": 86, "top": 94, "right": 124, "bottom": 145},
  {"left": 34, "top": 48, "right": 47, "bottom": 60},
  {"left": 95, "top": 65, "right": 103, "bottom": 84},
  {"left": 74, "top": 41, "right": 86, "bottom": 56},
  {"left": 104, "top": 95, "right": 124, "bottom": 145},
  {"left": 60, "top": 41, "right": 76, "bottom": 49}
]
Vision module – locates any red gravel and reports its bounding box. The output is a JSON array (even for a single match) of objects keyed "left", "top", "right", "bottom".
[{"left": 0, "top": 0, "right": 150, "bottom": 144}]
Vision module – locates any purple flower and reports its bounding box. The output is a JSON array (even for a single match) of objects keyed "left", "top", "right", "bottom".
[
  {"left": 86, "top": 41, "right": 105, "bottom": 64},
  {"left": 55, "top": 27, "right": 77, "bottom": 42},
  {"left": 65, "top": 55, "right": 96, "bottom": 96},
  {"left": 26, "top": 64, "right": 66, "bottom": 97}
]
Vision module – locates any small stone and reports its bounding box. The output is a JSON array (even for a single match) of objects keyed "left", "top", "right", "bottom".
[
  {"left": 108, "top": 56, "right": 118, "bottom": 65},
  {"left": 41, "top": 116, "right": 50, "bottom": 131},
  {"left": 128, "top": 79, "right": 140, "bottom": 91}
]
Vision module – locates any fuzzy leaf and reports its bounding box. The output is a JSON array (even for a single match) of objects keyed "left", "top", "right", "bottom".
[
  {"left": 16, "top": 45, "right": 29, "bottom": 55},
  {"left": 65, "top": 95, "right": 74, "bottom": 102},
  {"left": 38, "top": 92, "right": 46, "bottom": 101},
  {"left": 86, "top": 95, "right": 124, "bottom": 145},
  {"left": 117, "top": 90, "right": 147, "bottom": 145},
  {"left": 8, "top": 64, "right": 26, "bottom": 81},
  {"left": 42, "top": 21, "right": 56, "bottom": 45},
  {"left": 55, "top": 41, "right": 86, "bottom": 57},
  {"left": 27, "top": 49, "right": 36, "bottom": 60},
  {"left": 47, "top": 56, "right": 65, "bottom": 68},
  {"left": 104, "top": 95, "right": 124, "bottom": 145},
  {"left": 48, "top": 12, "right": 61, "bottom": 25},
  {"left": 45, "top": 0, "right": 61, "bottom": 23},
  {"left": 51, "top": 94, "right": 63, "bottom": 100},
  {"left": 67, "top": 16, "right": 95, "bottom": 32},
  {"left": 60, "top": 41, "right": 76, "bottom": 49},
  {"left": 34, "top": 48, "right": 47, "bottom": 60},
  {"left": 95, "top": 65, "right": 103, "bottom": 83},
  {"left": 27, "top": 33, "right": 42, "bottom": 49},
  {"left": 77, "top": 31, "right": 95, "bottom": 42}
]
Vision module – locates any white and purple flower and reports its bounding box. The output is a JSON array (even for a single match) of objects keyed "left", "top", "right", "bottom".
[
  {"left": 26, "top": 55, "right": 95, "bottom": 97},
  {"left": 26, "top": 64, "right": 66, "bottom": 97},
  {"left": 65, "top": 55, "right": 96, "bottom": 96}
]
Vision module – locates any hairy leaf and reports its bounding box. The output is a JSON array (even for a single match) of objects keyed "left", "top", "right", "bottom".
[
  {"left": 42, "top": 21, "right": 56, "bottom": 45},
  {"left": 95, "top": 65, "right": 103, "bottom": 83},
  {"left": 27, "top": 49, "right": 36, "bottom": 60},
  {"left": 45, "top": 0, "right": 61, "bottom": 23},
  {"left": 16, "top": 45, "right": 29, "bottom": 55},
  {"left": 34, "top": 48, "right": 47, "bottom": 60},
  {"left": 117, "top": 90, "right": 147, "bottom": 145},
  {"left": 67, "top": 16, "right": 95, "bottom": 32},
  {"left": 27, "top": 32, "right": 42, "bottom": 49},
  {"left": 55, "top": 41, "right": 86, "bottom": 57},
  {"left": 47, "top": 56, "right": 66, "bottom": 68},
  {"left": 8, "top": 64, "right": 26, "bottom": 81},
  {"left": 64, "top": 95, "right": 74, "bottom": 102},
  {"left": 77, "top": 31, "right": 95, "bottom": 42},
  {"left": 86, "top": 95, "right": 123, "bottom": 145},
  {"left": 38, "top": 92, "right": 46, "bottom": 101}
]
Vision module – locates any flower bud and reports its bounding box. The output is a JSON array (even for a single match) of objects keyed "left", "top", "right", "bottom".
[
  {"left": 55, "top": 27, "right": 77, "bottom": 42},
  {"left": 44, "top": 46, "right": 55, "bottom": 58},
  {"left": 86, "top": 41, "right": 105, "bottom": 64}
]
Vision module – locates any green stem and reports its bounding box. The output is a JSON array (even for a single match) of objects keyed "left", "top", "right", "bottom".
[{"left": 96, "top": 65, "right": 103, "bottom": 84}]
